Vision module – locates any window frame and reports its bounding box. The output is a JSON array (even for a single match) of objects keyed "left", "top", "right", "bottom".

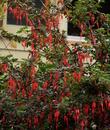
[{"left": 3, "top": 0, "right": 85, "bottom": 42}]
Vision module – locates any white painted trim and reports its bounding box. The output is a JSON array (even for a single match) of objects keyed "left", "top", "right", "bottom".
[{"left": 66, "top": 35, "right": 86, "bottom": 42}]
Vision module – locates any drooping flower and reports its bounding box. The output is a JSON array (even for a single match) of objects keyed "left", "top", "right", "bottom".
[
  {"left": 73, "top": 71, "right": 81, "bottom": 82},
  {"left": 54, "top": 110, "right": 60, "bottom": 130},
  {"left": 32, "top": 82, "right": 38, "bottom": 91},
  {"left": 54, "top": 110, "right": 60, "bottom": 123},
  {"left": 8, "top": 77, "right": 16, "bottom": 91},
  {"left": 22, "top": 40, "right": 27, "bottom": 48},
  {"left": 42, "top": 80, "right": 48, "bottom": 90},
  {"left": 63, "top": 56, "right": 70, "bottom": 67},
  {"left": 80, "top": 120, "right": 85, "bottom": 130},
  {"left": 34, "top": 115, "right": 39, "bottom": 128},
  {"left": 54, "top": 71, "right": 59, "bottom": 81},
  {"left": 92, "top": 101, "right": 96, "bottom": 118},
  {"left": 2, "top": 63, "right": 8, "bottom": 72},
  {"left": 30, "top": 65, "right": 36, "bottom": 77},
  {"left": 83, "top": 104, "right": 89, "bottom": 115},
  {"left": 22, "top": 88, "right": 26, "bottom": 97},
  {"left": 73, "top": 108, "right": 80, "bottom": 122},
  {"left": 64, "top": 115, "right": 69, "bottom": 128},
  {"left": 48, "top": 113, "right": 53, "bottom": 124}
]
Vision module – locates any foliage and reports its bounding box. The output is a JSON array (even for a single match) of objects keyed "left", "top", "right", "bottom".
[{"left": 0, "top": 0, "right": 110, "bottom": 130}]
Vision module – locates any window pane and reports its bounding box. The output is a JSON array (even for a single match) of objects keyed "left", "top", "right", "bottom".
[
  {"left": 99, "top": 0, "right": 110, "bottom": 14},
  {"left": 7, "top": 0, "right": 45, "bottom": 25},
  {"left": 67, "top": 0, "right": 110, "bottom": 36}
]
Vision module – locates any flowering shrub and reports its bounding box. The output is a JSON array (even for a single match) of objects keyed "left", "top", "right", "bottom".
[{"left": 0, "top": 0, "right": 110, "bottom": 130}]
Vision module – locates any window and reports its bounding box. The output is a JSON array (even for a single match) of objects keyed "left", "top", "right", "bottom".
[
  {"left": 7, "top": 0, "right": 45, "bottom": 25},
  {"left": 67, "top": 0, "right": 81, "bottom": 37},
  {"left": 99, "top": 0, "right": 110, "bottom": 14},
  {"left": 3, "top": 0, "right": 45, "bottom": 35},
  {"left": 65, "top": 0, "right": 110, "bottom": 41}
]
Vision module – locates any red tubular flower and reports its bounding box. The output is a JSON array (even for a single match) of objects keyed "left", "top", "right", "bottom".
[
  {"left": 104, "top": 99, "right": 108, "bottom": 108},
  {"left": 32, "top": 32, "right": 38, "bottom": 41},
  {"left": 80, "top": 120, "right": 85, "bottom": 130},
  {"left": 48, "top": 113, "right": 53, "bottom": 124},
  {"left": 108, "top": 100, "right": 110, "bottom": 110},
  {"left": 54, "top": 110, "right": 60, "bottom": 130},
  {"left": 32, "top": 82, "right": 38, "bottom": 91},
  {"left": 50, "top": 72, "right": 53, "bottom": 81},
  {"left": 30, "top": 65, "right": 36, "bottom": 77},
  {"left": 2, "top": 63, "right": 8, "bottom": 72},
  {"left": 28, "top": 117, "right": 32, "bottom": 128},
  {"left": 73, "top": 72, "right": 81, "bottom": 82},
  {"left": 83, "top": 104, "right": 89, "bottom": 115},
  {"left": 22, "top": 40, "right": 27, "bottom": 48},
  {"left": 28, "top": 90, "right": 32, "bottom": 98},
  {"left": 31, "top": 43, "right": 35, "bottom": 51},
  {"left": 9, "top": 7, "right": 13, "bottom": 13},
  {"left": 47, "top": 33, "right": 53, "bottom": 47},
  {"left": 25, "top": 13, "right": 29, "bottom": 25},
  {"left": 40, "top": 112, "right": 45, "bottom": 120},
  {"left": 34, "top": 115, "right": 39, "bottom": 128},
  {"left": 8, "top": 77, "right": 16, "bottom": 92},
  {"left": 54, "top": 71, "right": 59, "bottom": 81},
  {"left": 100, "top": 102, "right": 104, "bottom": 112},
  {"left": 74, "top": 108, "right": 80, "bottom": 122},
  {"left": 92, "top": 101, "right": 96, "bottom": 118},
  {"left": 22, "top": 88, "right": 26, "bottom": 97},
  {"left": 54, "top": 110, "right": 60, "bottom": 123},
  {"left": 42, "top": 80, "right": 48, "bottom": 90},
  {"left": 64, "top": 115, "right": 69, "bottom": 128},
  {"left": 63, "top": 56, "right": 70, "bottom": 67},
  {"left": 78, "top": 52, "right": 85, "bottom": 66},
  {"left": 38, "top": 19, "right": 41, "bottom": 29}
]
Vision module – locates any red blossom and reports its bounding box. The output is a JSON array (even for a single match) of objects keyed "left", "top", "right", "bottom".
[
  {"left": 22, "top": 40, "right": 27, "bottom": 48},
  {"left": 49, "top": 72, "right": 53, "bottom": 81},
  {"left": 31, "top": 43, "right": 35, "bottom": 51},
  {"left": 42, "top": 80, "right": 48, "bottom": 89},
  {"left": 32, "top": 32, "right": 38, "bottom": 40},
  {"left": 34, "top": 115, "right": 39, "bottom": 127},
  {"left": 54, "top": 71, "right": 59, "bottom": 81},
  {"left": 108, "top": 100, "right": 110, "bottom": 110},
  {"left": 54, "top": 110, "right": 60, "bottom": 122},
  {"left": 83, "top": 104, "right": 89, "bottom": 115},
  {"left": 48, "top": 113, "right": 53, "bottom": 124},
  {"left": 2, "top": 63, "right": 8, "bottom": 72},
  {"left": 28, "top": 90, "right": 32, "bottom": 98},
  {"left": 9, "top": 7, "right": 13, "bottom": 13},
  {"left": 8, "top": 77, "right": 16, "bottom": 91},
  {"left": 92, "top": 101, "right": 96, "bottom": 118},
  {"left": 40, "top": 112, "right": 45, "bottom": 120},
  {"left": 46, "top": 33, "right": 53, "bottom": 47},
  {"left": 28, "top": 117, "right": 32, "bottom": 128},
  {"left": 100, "top": 102, "right": 104, "bottom": 112},
  {"left": 73, "top": 71, "right": 81, "bottom": 82},
  {"left": 73, "top": 108, "right": 80, "bottom": 122},
  {"left": 22, "top": 88, "right": 26, "bottom": 97},
  {"left": 104, "top": 99, "right": 108, "bottom": 108},
  {"left": 63, "top": 56, "right": 70, "bottom": 67},
  {"left": 64, "top": 115, "right": 69, "bottom": 128},
  {"left": 78, "top": 52, "right": 85, "bottom": 66},
  {"left": 30, "top": 65, "right": 36, "bottom": 77},
  {"left": 32, "top": 82, "right": 38, "bottom": 91},
  {"left": 80, "top": 120, "right": 85, "bottom": 130}
]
